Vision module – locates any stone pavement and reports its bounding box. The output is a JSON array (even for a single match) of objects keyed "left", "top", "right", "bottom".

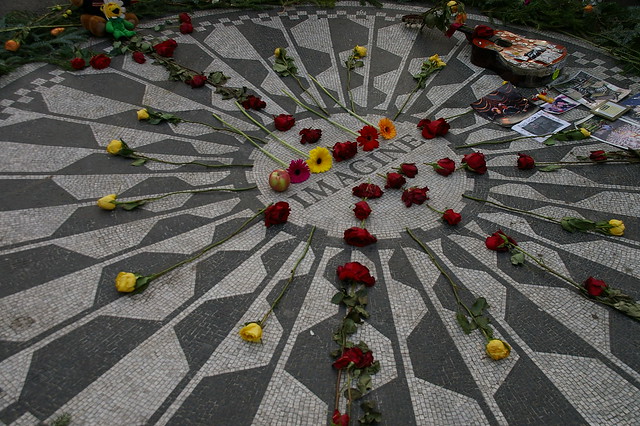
[{"left": 1, "top": 2, "right": 639, "bottom": 425}]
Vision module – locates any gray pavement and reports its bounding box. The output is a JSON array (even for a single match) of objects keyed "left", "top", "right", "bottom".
[{"left": 1, "top": 2, "right": 639, "bottom": 425}]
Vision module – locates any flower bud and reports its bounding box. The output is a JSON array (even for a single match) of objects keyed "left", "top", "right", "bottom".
[
  {"left": 106, "top": 139, "right": 123, "bottom": 155},
  {"left": 137, "top": 108, "right": 150, "bottom": 120},
  {"left": 608, "top": 219, "right": 625, "bottom": 236},
  {"left": 4, "top": 40, "right": 20, "bottom": 52},
  {"left": 97, "top": 194, "right": 118, "bottom": 210},
  {"left": 353, "top": 45, "right": 367, "bottom": 58},
  {"left": 486, "top": 339, "right": 511, "bottom": 360},
  {"left": 579, "top": 127, "right": 591, "bottom": 137},
  {"left": 50, "top": 27, "right": 65, "bottom": 36},
  {"left": 274, "top": 47, "right": 281, "bottom": 58},
  {"left": 239, "top": 322, "right": 263, "bottom": 342},
  {"left": 115, "top": 272, "right": 137, "bottom": 292}
]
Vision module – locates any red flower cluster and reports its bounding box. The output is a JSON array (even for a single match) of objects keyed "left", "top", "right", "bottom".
[
  {"left": 584, "top": 276, "right": 607, "bottom": 297},
  {"left": 241, "top": 95, "right": 266, "bottom": 110},
  {"left": 399, "top": 163, "right": 418, "bottom": 178},
  {"left": 402, "top": 187, "right": 429, "bottom": 207},
  {"left": 333, "top": 346, "right": 374, "bottom": 369},
  {"left": 442, "top": 209, "right": 462, "bottom": 225},
  {"left": 89, "top": 54, "right": 111, "bottom": 70},
  {"left": 385, "top": 172, "right": 406, "bottom": 189},
  {"left": 332, "top": 141, "right": 357, "bottom": 162},
  {"left": 485, "top": 230, "right": 517, "bottom": 252},
  {"left": 462, "top": 152, "right": 487, "bottom": 174},
  {"left": 344, "top": 227, "right": 377, "bottom": 247},
  {"left": 299, "top": 128, "right": 322, "bottom": 144},
  {"left": 70, "top": 57, "right": 86, "bottom": 70},
  {"left": 353, "top": 201, "right": 372, "bottom": 220},
  {"left": 418, "top": 118, "right": 450, "bottom": 139},
  {"left": 264, "top": 202, "right": 290, "bottom": 227},
  {"left": 589, "top": 150, "right": 607, "bottom": 162},
  {"left": 352, "top": 183, "right": 383, "bottom": 199},
  {"left": 517, "top": 153, "right": 535, "bottom": 170},
  {"left": 132, "top": 51, "right": 146, "bottom": 64},
  {"left": 154, "top": 39, "right": 178, "bottom": 57},
  {"left": 357, "top": 125, "right": 379, "bottom": 151},
  {"left": 186, "top": 75, "right": 207, "bottom": 88},
  {"left": 432, "top": 158, "right": 456, "bottom": 176},
  {"left": 337, "top": 261, "right": 375, "bottom": 286},
  {"left": 274, "top": 114, "right": 295, "bottom": 131}
]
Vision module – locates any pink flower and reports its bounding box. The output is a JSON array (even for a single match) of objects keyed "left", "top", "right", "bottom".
[{"left": 286, "top": 159, "right": 310, "bottom": 183}]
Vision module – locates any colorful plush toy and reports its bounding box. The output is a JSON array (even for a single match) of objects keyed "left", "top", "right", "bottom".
[
  {"left": 102, "top": 1, "right": 136, "bottom": 39},
  {"left": 71, "top": 0, "right": 138, "bottom": 38}
]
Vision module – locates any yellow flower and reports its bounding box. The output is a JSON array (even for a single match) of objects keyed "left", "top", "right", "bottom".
[
  {"left": 97, "top": 194, "right": 118, "bottom": 210},
  {"left": 486, "top": 339, "right": 511, "bottom": 360},
  {"left": 579, "top": 127, "right": 591, "bottom": 137},
  {"left": 307, "top": 147, "right": 333, "bottom": 174},
  {"left": 137, "top": 108, "right": 150, "bottom": 120},
  {"left": 106, "top": 139, "right": 123, "bottom": 155},
  {"left": 428, "top": 54, "right": 441, "bottom": 63},
  {"left": 353, "top": 45, "right": 367, "bottom": 59},
  {"left": 608, "top": 219, "right": 625, "bottom": 236},
  {"left": 378, "top": 118, "right": 397, "bottom": 140},
  {"left": 447, "top": 1, "right": 458, "bottom": 12},
  {"left": 4, "top": 40, "right": 20, "bottom": 52},
  {"left": 274, "top": 47, "right": 282, "bottom": 58},
  {"left": 115, "top": 272, "right": 137, "bottom": 293},
  {"left": 239, "top": 322, "right": 263, "bottom": 342}
]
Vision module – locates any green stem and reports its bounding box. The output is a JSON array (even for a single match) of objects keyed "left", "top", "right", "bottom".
[
  {"left": 149, "top": 204, "right": 268, "bottom": 280},
  {"left": 211, "top": 113, "right": 287, "bottom": 167},
  {"left": 0, "top": 23, "right": 82, "bottom": 32},
  {"left": 510, "top": 245, "right": 581, "bottom": 290},
  {"left": 393, "top": 84, "right": 419, "bottom": 120},
  {"left": 235, "top": 102, "right": 308, "bottom": 158},
  {"left": 462, "top": 194, "right": 559, "bottom": 222},
  {"left": 443, "top": 109, "right": 474, "bottom": 121},
  {"left": 308, "top": 74, "right": 376, "bottom": 128},
  {"left": 134, "top": 154, "right": 252, "bottom": 168},
  {"left": 537, "top": 160, "right": 635, "bottom": 165},
  {"left": 180, "top": 119, "right": 268, "bottom": 145},
  {"left": 347, "top": 69, "right": 356, "bottom": 114},
  {"left": 425, "top": 204, "right": 444, "bottom": 215},
  {"left": 292, "top": 75, "right": 330, "bottom": 116},
  {"left": 258, "top": 226, "right": 316, "bottom": 327},
  {"left": 456, "top": 133, "right": 555, "bottom": 149},
  {"left": 119, "top": 185, "right": 256, "bottom": 205},
  {"left": 406, "top": 228, "right": 491, "bottom": 342},
  {"left": 282, "top": 90, "right": 359, "bottom": 137}
]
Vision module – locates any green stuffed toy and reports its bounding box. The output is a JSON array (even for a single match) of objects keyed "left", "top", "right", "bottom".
[{"left": 101, "top": 0, "right": 136, "bottom": 39}]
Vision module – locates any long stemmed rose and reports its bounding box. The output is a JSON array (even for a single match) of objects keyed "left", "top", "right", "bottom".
[
  {"left": 516, "top": 150, "right": 640, "bottom": 171},
  {"left": 463, "top": 194, "right": 626, "bottom": 236},
  {"left": 426, "top": 204, "right": 462, "bottom": 225},
  {"left": 331, "top": 262, "right": 382, "bottom": 425},
  {"left": 456, "top": 126, "right": 593, "bottom": 149},
  {"left": 485, "top": 230, "right": 640, "bottom": 320},
  {"left": 239, "top": 225, "right": 315, "bottom": 343},
  {"left": 345, "top": 183, "right": 381, "bottom": 247},
  {"left": 394, "top": 54, "right": 446, "bottom": 120},
  {"left": 406, "top": 228, "right": 511, "bottom": 360},
  {"left": 106, "top": 139, "right": 252, "bottom": 168},
  {"left": 416, "top": 109, "right": 474, "bottom": 139},
  {"left": 97, "top": 185, "right": 256, "bottom": 211},
  {"left": 344, "top": 45, "right": 368, "bottom": 114},
  {"left": 114, "top": 202, "right": 289, "bottom": 293}
]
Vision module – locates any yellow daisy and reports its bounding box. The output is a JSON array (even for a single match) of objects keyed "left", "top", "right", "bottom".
[
  {"left": 378, "top": 117, "right": 397, "bottom": 140},
  {"left": 306, "top": 147, "right": 333, "bottom": 173}
]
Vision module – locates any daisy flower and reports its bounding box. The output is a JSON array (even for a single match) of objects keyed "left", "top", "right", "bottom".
[
  {"left": 378, "top": 118, "right": 396, "bottom": 140},
  {"left": 287, "top": 159, "right": 311, "bottom": 183},
  {"left": 306, "top": 147, "right": 333, "bottom": 173}
]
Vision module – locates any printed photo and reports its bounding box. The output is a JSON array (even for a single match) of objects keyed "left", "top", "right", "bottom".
[
  {"left": 620, "top": 93, "right": 640, "bottom": 126},
  {"left": 471, "top": 83, "right": 538, "bottom": 126},
  {"left": 551, "top": 71, "right": 630, "bottom": 108},
  {"left": 540, "top": 94, "right": 580, "bottom": 114},
  {"left": 512, "top": 111, "right": 571, "bottom": 143},
  {"left": 577, "top": 115, "right": 640, "bottom": 150}
]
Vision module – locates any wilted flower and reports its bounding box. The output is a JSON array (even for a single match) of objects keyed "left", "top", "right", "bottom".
[{"left": 239, "top": 322, "right": 263, "bottom": 342}]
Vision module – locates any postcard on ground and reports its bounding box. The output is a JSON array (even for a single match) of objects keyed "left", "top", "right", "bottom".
[
  {"left": 511, "top": 111, "right": 571, "bottom": 143},
  {"left": 577, "top": 115, "right": 640, "bottom": 150},
  {"left": 471, "top": 82, "right": 539, "bottom": 126},
  {"left": 540, "top": 94, "right": 580, "bottom": 114},
  {"left": 551, "top": 70, "right": 629, "bottom": 108},
  {"left": 620, "top": 93, "right": 640, "bottom": 126}
]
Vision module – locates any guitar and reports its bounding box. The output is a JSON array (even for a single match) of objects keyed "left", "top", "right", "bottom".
[{"left": 402, "top": 17, "right": 568, "bottom": 88}]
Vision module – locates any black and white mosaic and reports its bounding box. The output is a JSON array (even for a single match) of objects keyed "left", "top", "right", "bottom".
[{"left": 0, "top": 2, "right": 639, "bottom": 425}]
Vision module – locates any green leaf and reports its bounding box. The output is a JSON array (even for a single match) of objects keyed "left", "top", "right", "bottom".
[
  {"left": 357, "top": 373, "right": 372, "bottom": 394},
  {"left": 121, "top": 200, "right": 147, "bottom": 211},
  {"left": 456, "top": 312, "right": 475, "bottom": 334},
  {"left": 344, "top": 388, "right": 363, "bottom": 400},
  {"left": 343, "top": 318, "right": 357, "bottom": 334},
  {"left": 331, "top": 292, "right": 344, "bottom": 305},
  {"left": 543, "top": 138, "right": 556, "bottom": 146},
  {"left": 470, "top": 297, "right": 488, "bottom": 317},
  {"left": 539, "top": 165, "right": 562, "bottom": 172},
  {"left": 475, "top": 316, "right": 490, "bottom": 328},
  {"left": 273, "top": 62, "right": 288, "bottom": 73},
  {"left": 131, "top": 158, "right": 147, "bottom": 166},
  {"left": 355, "top": 60, "right": 364, "bottom": 67},
  {"left": 510, "top": 251, "right": 525, "bottom": 265},
  {"left": 330, "top": 348, "right": 341, "bottom": 358},
  {"left": 354, "top": 305, "right": 370, "bottom": 319}
]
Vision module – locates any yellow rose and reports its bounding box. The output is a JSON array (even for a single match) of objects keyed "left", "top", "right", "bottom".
[
  {"left": 579, "top": 127, "right": 591, "bottom": 137},
  {"left": 106, "top": 139, "right": 123, "bottom": 155},
  {"left": 97, "top": 194, "right": 118, "bottom": 210},
  {"left": 274, "top": 47, "right": 281, "bottom": 58},
  {"left": 239, "top": 322, "right": 263, "bottom": 342},
  {"left": 447, "top": 1, "right": 458, "bottom": 12},
  {"left": 486, "top": 339, "right": 511, "bottom": 360},
  {"left": 353, "top": 45, "right": 367, "bottom": 58},
  {"left": 137, "top": 108, "right": 150, "bottom": 120},
  {"left": 436, "top": 59, "right": 447, "bottom": 67},
  {"left": 608, "top": 219, "right": 625, "bottom": 236},
  {"left": 115, "top": 272, "right": 137, "bottom": 293}
]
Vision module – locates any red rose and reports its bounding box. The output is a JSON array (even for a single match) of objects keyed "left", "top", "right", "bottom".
[
  {"left": 332, "top": 410, "right": 349, "bottom": 426},
  {"left": 337, "top": 261, "right": 375, "bottom": 286},
  {"left": 583, "top": 276, "right": 607, "bottom": 297},
  {"left": 417, "top": 118, "right": 450, "bottom": 139},
  {"left": 274, "top": 114, "right": 295, "bottom": 131},
  {"left": 153, "top": 39, "right": 178, "bottom": 57},
  {"left": 353, "top": 201, "right": 372, "bottom": 221},
  {"left": 264, "top": 201, "right": 290, "bottom": 227},
  {"left": 433, "top": 158, "right": 456, "bottom": 176},
  {"left": 442, "top": 209, "right": 462, "bottom": 225},
  {"left": 132, "top": 51, "right": 146, "bottom": 64},
  {"left": 399, "top": 163, "right": 418, "bottom": 178},
  {"left": 356, "top": 350, "right": 374, "bottom": 368},
  {"left": 445, "top": 22, "right": 463, "bottom": 38},
  {"left": 180, "top": 22, "right": 194, "bottom": 34},
  {"left": 332, "top": 141, "right": 357, "bottom": 162},
  {"left": 70, "top": 57, "right": 86, "bottom": 70},
  {"left": 333, "top": 347, "right": 373, "bottom": 369},
  {"left": 89, "top": 53, "right": 111, "bottom": 70},
  {"left": 402, "top": 187, "right": 429, "bottom": 207},
  {"left": 385, "top": 172, "right": 406, "bottom": 189},
  {"left": 462, "top": 152, "right": 487, "bottom": 174},
  {"left": 178, "top": 12, "right": 191, "bottom": 23},
  {"left": 473, "top": 25, "right": 495, "bottom": 38},
  {"left": 241, "top": 95, "right": 266, "bottom": 110},
  {"left": 589, "top": 150, "right": 607, "bottom": 162},
  {"left": 299, "top": 128, "right": 322, "bottom": 144},
  {"left": 485, "top": 230, "right": 517, "bottom": 252},
  {"left": 186, "top": 74, "right": 207, "bottom": 88},
  {"left": 344, "top": 227, "right": 377, "bottom": 247},
  {"left": 517, "top": 153, "right": 535, "bottom": 170},
  {"left": 356, "top": 125, "right": 379, "bottom": 151},
  {"left": 352, "top": 183, "right": 383, "bottom": 199}
]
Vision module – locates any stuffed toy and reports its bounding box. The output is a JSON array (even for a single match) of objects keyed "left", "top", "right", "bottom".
[{"left": 71, "top": 0, "right": 139, "bottom": 38}]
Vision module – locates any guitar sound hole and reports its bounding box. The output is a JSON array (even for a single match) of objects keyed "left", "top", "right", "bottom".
[{"left": 495, "top": 38, "right": 512, "bottom": 47}]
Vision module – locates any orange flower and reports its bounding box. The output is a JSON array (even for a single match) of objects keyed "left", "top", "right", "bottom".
[
  {"left": 4, "top": 40, "right": 20, "bottom": 52},
  {"left": 455, "top": 13, "right": 467, "bottom": 24},
  {"left": 583, "top": 4, "right": 593, "bottom": 12},
  {"left": 50, "top": 27, "right": 65, "bottom": 36},
  {"left": 378, "top": 118, "right": 397, "bottom": 140}
]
